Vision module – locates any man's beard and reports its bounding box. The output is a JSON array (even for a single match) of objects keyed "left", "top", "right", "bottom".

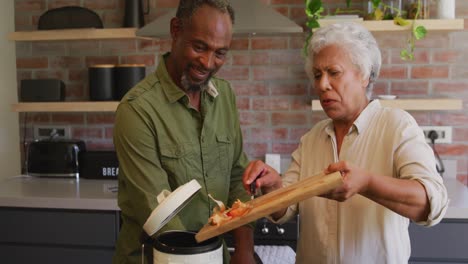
[{"left": 180, "top": 66, "right": 214, "bottom": 93}]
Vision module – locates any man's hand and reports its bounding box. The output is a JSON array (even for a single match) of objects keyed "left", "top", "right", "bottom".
[{"left": 242, "top": 160, "right": 283, "bottom": 195}]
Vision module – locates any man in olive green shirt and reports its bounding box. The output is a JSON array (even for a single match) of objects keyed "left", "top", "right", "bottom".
[{"left": 113, "top": 1, "right": 255, "bottom": 263}]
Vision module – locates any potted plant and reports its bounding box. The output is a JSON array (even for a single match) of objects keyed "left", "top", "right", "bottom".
[{"left": 304, "top": 0, "right": 427, "bottom": 60}]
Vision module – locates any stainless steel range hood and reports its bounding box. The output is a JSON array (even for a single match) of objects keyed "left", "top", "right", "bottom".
[{"left": 136, "top": 0, "right": 303, "bottom": 38}]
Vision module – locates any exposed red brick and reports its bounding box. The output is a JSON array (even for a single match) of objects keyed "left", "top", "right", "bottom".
[
  {"left": 291, "top": 97, "right": 312, "bottom": 111},
  {"left": 72, "top": 127, "right": 104, "bottom": 139},
  {"left": 231, "top": 82, "right": 268, "bottom": 96},
  {"left": 271, "top": 0, "right": 304, "bottom": 5},
  {"left": 433, "top": 81, "right": 468, "bottom": 94},
  {"left": 251, "top": 128, "right": 288, "bottom": 141},
  {"left": 270, "top": 50, "right": 303, "bottom": 65},
  {"left": 243, "top": 143, "right": 268, "bottom": 159},
  {"left": 156, "top": 0, "right": 179, "bottom": 8},
  {"left": 436, "top": 144, "right": 468, "bottom": 156},
  {"left": 411, "top": 66, "right": 449, "bottom": 79},
  {"left": 105, "top": 127, "right": 114, "bottom": 139},
  {"left": 432, "top": 49, "right": 461, "bottom": 63},
  {"left": 68, "top": 41, "right": 101, "bottom": 56},
  {"left": 270, "top": 82, "right": 308, "bottom": 96},
  {"left": 50, "top": 56, "right": 84, "bottom": 69},
  {"left": 272, "top": 143, "right": 299, "bottom": 154},
  {"left": 16, "top": 57, "right": 48, "bottom": 69},
  {"left": 86, "top": 113, "right": 115, "bottom": 124},
  {"left": 236, "top": 97, "right": 250, "bottom": 110},
  {"left": 252, "top": 98, "right": 290, "bottom": 111},
  {"left": 452, "top": 66, "right": 468, "bottom": 79},
  {"left": 121, "top": 54, "right": 156, "bottom": 66},
  {"left": 431, "top": 113, "right": 468, "bottom": 126},
  {"left": 217, "top": 67, "right": 249, "bottom": 81},
  {"left": 252, "top": 38, "right": 288, "bottom": 50},
  {"left": 68, "top": 69, "right": 87, "bottom": 82},
  {"left": 138, "top": 39, "right": 160, "bottom": 53},
  {"left": 101, "top": 40, "right": 138, "bottom": 55},
  {"left": 379, "top": 65, "right": 408, "bottom": 79},
  {"left": 453, "top": 127, "right": 468, "bottom": 142},
  {"left": 83, "top": 0, "right": 117, "bottom": 10},
  {"left": 86, "top": 140, "right": 115, "bottom": 151},
  {"left": 390, "top": 49, "right": 430, "bottom": 64},
  {"left": 230, "top": 39, "right": 249, "bottom": 50},
  {"left": 290, "top": 127, "right": 311, "bottom": 141},
  {"left": 85, "top": 56, "right": 119, "bottom": 67},
  {"left": 272, "top": 112, "right": 309, "bottom": 126},
  {"left": 65, "top": 83, "right": 86, "bottom": 100},
  {"left": 290, "top": 35, "right": 306, "bottom": 50},
  {"left": 51, "top": 113, "right": 85, "bottom": 124},
  {"left": 25, "top": 113, "right": 50, "bottom": 123},
  {"left": 408, "top": 112, "right": 431, "bottom": 125},
  {"left": 239, "top": 111, "right": 269, "bottom": 126},
  {"left": 16, "top": 0, "right": 46, "bottom": 11},
  {"left": 390, "top": 81, "right": 429, "bottom": 96},
  {"left": 253, "top": 66, "right": 289, "bottom": 81},
  {"left": 34, "top": 70, "right": 66, "bottom": 80},
  {"left": 273, "top": 7, "right": 289, "bottom": 17},
  {"left": 47, "top": 0, "right": 80, "bottom": 9}
]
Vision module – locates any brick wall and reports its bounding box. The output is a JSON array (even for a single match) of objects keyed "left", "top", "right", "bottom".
[{"left": 14, "top": 0, "right": 467, "bottom": 184}]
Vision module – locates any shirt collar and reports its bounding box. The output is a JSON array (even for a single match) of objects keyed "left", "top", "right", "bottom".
[
  {"left": 324, "top": 99, "right": 382, "bottom": 136},
  {"left": 156, "top": 52, "right": 219, "bottom": 104}
]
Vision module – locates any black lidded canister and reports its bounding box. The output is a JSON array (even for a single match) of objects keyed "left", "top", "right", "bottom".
[
  {"left": 89, "top": 64, "right": 115, "bottom": 101},
  {"left": 114, "top": 64, "right": 146, "bottom": 100}
]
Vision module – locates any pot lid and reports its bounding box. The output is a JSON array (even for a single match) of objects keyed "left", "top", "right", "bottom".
[{"left": 143, "top": 179, "right": 201, "bottom": 236}]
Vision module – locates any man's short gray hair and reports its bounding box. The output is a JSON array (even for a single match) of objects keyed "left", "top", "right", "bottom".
[
  {"left": 176, "top": 0, "right": 235, "bottom": 25},
  {"left": 304, "top": 22, "right": 382, "bottom": 99}
]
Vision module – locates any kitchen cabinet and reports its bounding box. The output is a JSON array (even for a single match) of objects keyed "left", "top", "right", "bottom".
[
  {"left": 409, "top": 219, "right": 468, "bottom": 263},
  {"left": 0, "top": 207, "right": 120, "bottom": 264}
]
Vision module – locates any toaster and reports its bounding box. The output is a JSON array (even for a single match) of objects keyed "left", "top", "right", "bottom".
[{"left": 27, "top": 139, "right": 86, "bottom": 178}]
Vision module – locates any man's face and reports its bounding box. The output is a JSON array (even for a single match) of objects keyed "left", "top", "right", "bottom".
[{"left": 170, "top": 5, "right": 232, "bottom": 91}]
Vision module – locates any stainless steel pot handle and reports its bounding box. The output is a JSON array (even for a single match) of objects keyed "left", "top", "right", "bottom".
[{"left": 141, "top": 243, "right": 145, "bottom": 264}]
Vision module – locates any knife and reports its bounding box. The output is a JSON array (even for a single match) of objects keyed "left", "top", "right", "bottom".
[
  {"left": 249, "top": 168, "right": 266, "bottom": 200},
  {"left": 250, "top": 180, "right": 256, "bottom": 200}
]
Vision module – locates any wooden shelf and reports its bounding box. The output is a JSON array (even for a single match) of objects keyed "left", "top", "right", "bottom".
[
  {"left": 11, "top": 102, "right": 119, "bottom": 112},
  {"left": 311, "top": 99, "right": 463, "bottom": 111},
  {"left": 12, "top": 99, "right": 463, "bottom": 113},
  {"left": 319, "top": 19, "right": 464, "bottom": 31},
  {"left": 8, "top": 28, "right": 145, "bottom": 41},
  {"left": 8, "top": 19, "right": 464, "bottom": 42}
]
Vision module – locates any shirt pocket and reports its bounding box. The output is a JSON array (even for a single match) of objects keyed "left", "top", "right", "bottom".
[
  {"left": 160, "top": 143, "right": 196, "bottom": 185},
  {"left": 216, "top": 134, "right": 233, "bottom": 176}
]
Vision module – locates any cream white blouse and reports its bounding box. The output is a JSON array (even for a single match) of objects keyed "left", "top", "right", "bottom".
[{"left": 275, "top": 100, "right": 448, "bottom": 264}]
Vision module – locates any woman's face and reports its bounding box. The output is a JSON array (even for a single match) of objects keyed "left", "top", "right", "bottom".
[{"left": 312, "top": 44, "right": 369, "bottom": 124}]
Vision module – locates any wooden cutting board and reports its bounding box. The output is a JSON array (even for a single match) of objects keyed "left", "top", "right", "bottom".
[{"left": 195, "top": 171, "right": 343, "bottom": 242}]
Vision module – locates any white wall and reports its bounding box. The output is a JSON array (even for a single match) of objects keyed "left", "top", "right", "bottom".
[{"left": 0, "top": 1, "right": 21, "bottom": 179}]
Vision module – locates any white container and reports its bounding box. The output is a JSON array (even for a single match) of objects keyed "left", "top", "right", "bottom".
[
  {"left": 142, "top": 180, "right": 223, "bottom": 264},
  {"left": 437, "top": 0, "right": 455, "bottom": 19}
]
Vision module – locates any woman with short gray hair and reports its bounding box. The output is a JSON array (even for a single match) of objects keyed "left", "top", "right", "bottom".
[{"left": 243, "top": 22, "right": 448, "bottom": 263}]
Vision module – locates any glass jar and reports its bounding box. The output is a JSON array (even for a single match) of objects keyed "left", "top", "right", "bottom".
[{"left": 407, "top": 0, "right": 430, "bottom": 19}]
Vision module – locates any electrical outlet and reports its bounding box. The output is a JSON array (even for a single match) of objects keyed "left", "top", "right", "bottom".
[
  {"left": 420, "top": 126, "right": 452, "bottom": 144},
  {"left": 265, "top": 153, "right": 281, "bottom": 173},
  {"left": 34, "top": 125, "right": 71, "bottom": 140}
]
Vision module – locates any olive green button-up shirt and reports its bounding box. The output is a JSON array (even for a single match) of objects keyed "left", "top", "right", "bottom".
[{"left": 113, "top": 53, "right": 250, "bottom": 264}]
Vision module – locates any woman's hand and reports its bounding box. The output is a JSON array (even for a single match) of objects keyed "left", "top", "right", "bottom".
[
  {"left": 242, "top": 160, "right": 283, "bottom": 195},
  {"left": 320, "top": 160, "right": 372, "bottom": 202}
]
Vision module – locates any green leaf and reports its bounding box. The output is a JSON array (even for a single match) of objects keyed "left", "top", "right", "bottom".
[
  {"left": 305, "top": 0, "right": 323, "bottom": 16},
  {"left": 400, "top": 49, "right": 414, "bottom": 61},
  {"left": 346, "top": 0, "right": 351, "bottom": 8},
  {"left": 371, "top": 0, "right": 381, "bottom": 9},
  {"left": 306, "top": 19, "right": 320, "bottom": 29},
  {"left": 413, "top": 25, "right": 427, "bottom": 40},
  {"left": 393, "top": 17, "right": 410, "bottom": 26}
]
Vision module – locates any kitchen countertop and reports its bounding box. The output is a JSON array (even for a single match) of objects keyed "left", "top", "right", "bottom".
[
  {"left": 0, "top": 176, "right": 466, "bottom": 218},
  {"left": 0, "top": 175, "right": 118, "bottom": 211}
]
